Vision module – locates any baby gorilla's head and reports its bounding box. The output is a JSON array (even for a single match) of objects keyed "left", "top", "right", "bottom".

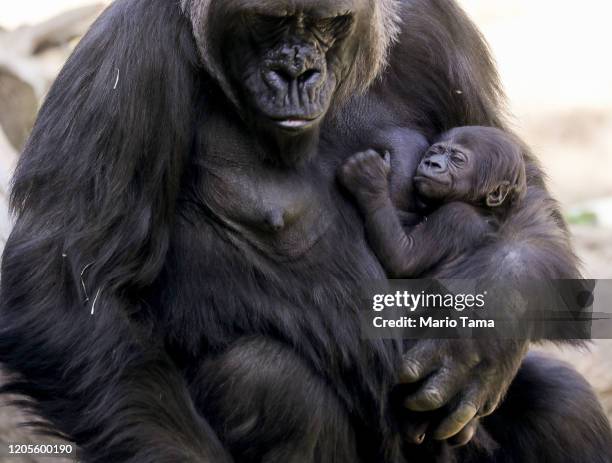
[{"left": 414, "top": 126, "right": 526, "bottom": 209}]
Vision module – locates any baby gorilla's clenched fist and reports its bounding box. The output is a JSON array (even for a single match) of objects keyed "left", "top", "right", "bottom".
[{"left": 338, "top": 149, "right": 391, "bottom": 205}]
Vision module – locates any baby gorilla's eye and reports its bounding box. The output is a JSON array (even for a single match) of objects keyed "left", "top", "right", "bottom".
[{"left": 450, "top": 151, "right": 467, "bottom": 165}]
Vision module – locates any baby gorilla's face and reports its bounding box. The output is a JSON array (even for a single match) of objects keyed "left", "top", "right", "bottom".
[{"left": 414, "top": 142, "right": 475, "bottom": 203}]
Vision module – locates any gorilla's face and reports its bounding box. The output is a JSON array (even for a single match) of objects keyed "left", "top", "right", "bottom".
[
  {"left": 415, "top": 127, "right": 527, "bottom": 208},
  {"left": 221, "top": 1, "right": 365, "bottom": 135},
  {"left": 414, "top": 142, "right": 476, "bottom": 203}
]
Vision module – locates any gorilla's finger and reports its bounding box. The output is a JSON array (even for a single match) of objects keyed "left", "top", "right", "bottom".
[
  {"left": 383, "top": 150, "right": 391, "bottom": 168},
  {"left": 402, "top": 419, "right": 429, "bottom": 445},
  {"left": 447, "top": 419, "right": 478, "bottom": 447},
  {"left": 400, "top": 345, "right": 439, "bottom": 383},
  {"left": 432, "top": 390, "right": 480, "bottom": 440},
  {"left": 480, "top": 392, "right": 502, "bottom": 417},
  {"left": 403, "top": 367, "right": 462, "bottom": 411},
  {"left": 354, "top": 149, "right": 380, "bottom": 162}
]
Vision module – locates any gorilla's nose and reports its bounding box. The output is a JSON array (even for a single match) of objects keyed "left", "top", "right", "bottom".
[
  {"left": 268, "top": 65, "right": 322, "bottom": 88},
  {"left": 422, "top": 154, "right": 447, "bottom": 173},
  {"left": 266, "top": 45, "right": 323, "bottom": 89}
]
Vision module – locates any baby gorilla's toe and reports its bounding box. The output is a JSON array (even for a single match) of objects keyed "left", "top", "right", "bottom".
[{"left": 338, "top": 149, "right": 390, "bottom": 196}]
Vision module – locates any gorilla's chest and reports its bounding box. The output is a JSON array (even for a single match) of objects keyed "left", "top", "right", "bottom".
[
  {"left": 190, "top": 115, "right": 337, "bottom": 260},
  {"left": 197, "top": 159, "right": 335, "bottom": 259}
]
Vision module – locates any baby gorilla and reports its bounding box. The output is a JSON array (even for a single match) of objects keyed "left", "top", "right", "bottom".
[
  {"left": 339, "top": 126, "right": 612, "bottom": 457},
  {"left": 339, "top": 126, "right": 526, "bottom": 278}
]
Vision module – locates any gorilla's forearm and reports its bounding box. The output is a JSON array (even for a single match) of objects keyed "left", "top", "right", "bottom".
[
  {"left": 363, "top": 200, "right": 494, "bottom": 279},
  {"left": 398, "top": 181, "right": 583, "bottom": 440},
  {"left": 362, "top": 198, "right": 425, "bottom": 277}
]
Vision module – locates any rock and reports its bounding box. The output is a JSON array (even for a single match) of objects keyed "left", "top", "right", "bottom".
[{"left": 0, "top": 66, "right": 37, "bottom": 152}]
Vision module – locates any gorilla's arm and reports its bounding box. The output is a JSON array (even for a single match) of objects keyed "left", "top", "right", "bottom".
[
  {"left": 0, "top": 1, "right": 231, "bottom": 461},
  {"left": 363, "top": 201, "right": 489, "bottom": 279},
  {"left": 372, "top": 0, "right": 583, "bottom": 441},
  {"left": 394, "top": 166, "right": 581, "bottom": 442}
]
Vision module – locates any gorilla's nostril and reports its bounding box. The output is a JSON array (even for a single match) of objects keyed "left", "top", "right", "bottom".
[
  {"left": 269, "top": 68, "right": 293, "bottom": 85},
  {"left": 299, "top": 69, "right": 321, "bottom": 86},
  {"left": 269, "top": 67, "right": 321, "bottom": 87}
]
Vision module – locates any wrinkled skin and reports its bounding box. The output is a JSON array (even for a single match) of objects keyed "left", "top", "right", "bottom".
[
  {"left": 413, "top": 126, "right": 527, "bottom": 207},
  {"left": 207, "top": 0, "right": 370, "bottom": 148},
  {"left": 414, "top": 143, "right": 477, "bottom": 203}
]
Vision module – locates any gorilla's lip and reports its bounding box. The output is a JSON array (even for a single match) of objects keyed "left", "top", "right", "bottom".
[
  {"left": 270, "top": 115, "right": 322, "bottom": 131},
  {"left": 414, "top": 174, "right": 448, "bottom": 185}
]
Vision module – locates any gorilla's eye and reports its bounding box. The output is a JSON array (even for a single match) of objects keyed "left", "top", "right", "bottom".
[
  {"left": 450, "top": 151, "right": 467, "bottom": 165},
  {"left": 253, "top": 14, "right": 288, "bottom": 27},
  {"left": 313, "top": 14, "right": 354, "bottom": 39},
  {"left": 249, "top": 14, "right": 290, "bottom": 40}
]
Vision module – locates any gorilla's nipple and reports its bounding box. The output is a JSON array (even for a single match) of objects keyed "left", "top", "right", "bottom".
[{"left": 264, "top": 209, "right": 286, "bottom": 232}]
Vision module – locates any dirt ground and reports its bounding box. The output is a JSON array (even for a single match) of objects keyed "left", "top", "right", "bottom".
[{"left": 0, "top": 1, "right": 611, "bottom": 459}]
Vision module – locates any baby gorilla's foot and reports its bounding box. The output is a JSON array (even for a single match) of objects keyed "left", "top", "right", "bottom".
[{"left": 338, "top": 149, "right": 391, "bottom": 204}]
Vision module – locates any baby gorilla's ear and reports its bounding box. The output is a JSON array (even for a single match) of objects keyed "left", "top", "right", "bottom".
[{"left": 486, "top": 181, "right": 512, "bottom": 207}]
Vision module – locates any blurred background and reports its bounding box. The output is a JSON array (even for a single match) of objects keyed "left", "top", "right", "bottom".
[{"left": 1, "top": 1, "right": 611, "bottom": 460}]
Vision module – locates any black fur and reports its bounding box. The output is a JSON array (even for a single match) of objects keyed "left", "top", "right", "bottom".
[{"left": 1, "top": 1, "right": 610, "bottom": 462}]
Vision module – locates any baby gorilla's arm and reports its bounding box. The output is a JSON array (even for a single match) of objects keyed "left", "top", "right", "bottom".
[
  {"left": 338, "top": 150, "right": 438, "bottom": 276},
  {"left": 339, "top": 150, "right": 487, "bottom": 277}
]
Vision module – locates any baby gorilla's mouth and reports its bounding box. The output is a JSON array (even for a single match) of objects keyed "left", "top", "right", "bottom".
[
  {"left": 414, "top": 174, "right": 448, "bottom": 185},
  {"left": 413, "top": 174, "right": 452, "bottom": 201}
]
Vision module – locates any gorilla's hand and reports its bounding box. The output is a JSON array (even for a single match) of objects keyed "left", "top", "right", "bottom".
[
  {"left": 338, "top": 149, "right": 391, "bottom": 205},
  {"left": 399, "top": 339, "right": 528, "bottom": 442}
]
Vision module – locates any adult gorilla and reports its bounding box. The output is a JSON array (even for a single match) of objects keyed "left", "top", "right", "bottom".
[{"left": 1, "top": 0, "right": 610, "bottom": 462}]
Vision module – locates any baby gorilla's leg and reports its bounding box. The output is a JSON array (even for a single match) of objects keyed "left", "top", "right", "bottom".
[
  {"left": 338, "top": 149, "right": 391, "bottom": 206},
  {"left": 191, "top": 337, "right": 359, "bottom": 463}
]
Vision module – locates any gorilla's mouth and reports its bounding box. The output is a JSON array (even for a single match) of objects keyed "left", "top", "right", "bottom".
[
  {"left": 414, "top": 175, "right": 451, "bottom": 199},
  {"left": 272, "top": 115, "right": 322, "bottom": 131},
  {"left": 247, "top": 75, "right": 332, "bottom": 133},
  {"left": 414, "top": 174, "right": 448, "bottom": 186}
]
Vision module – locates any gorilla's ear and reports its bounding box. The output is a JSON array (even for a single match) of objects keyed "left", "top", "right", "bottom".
[
  {"left": 12, "top": 0, "right": 200, "bottom": 288},
  {"left": 486, "top": 181, "right": 511, "bottom": 207}
]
